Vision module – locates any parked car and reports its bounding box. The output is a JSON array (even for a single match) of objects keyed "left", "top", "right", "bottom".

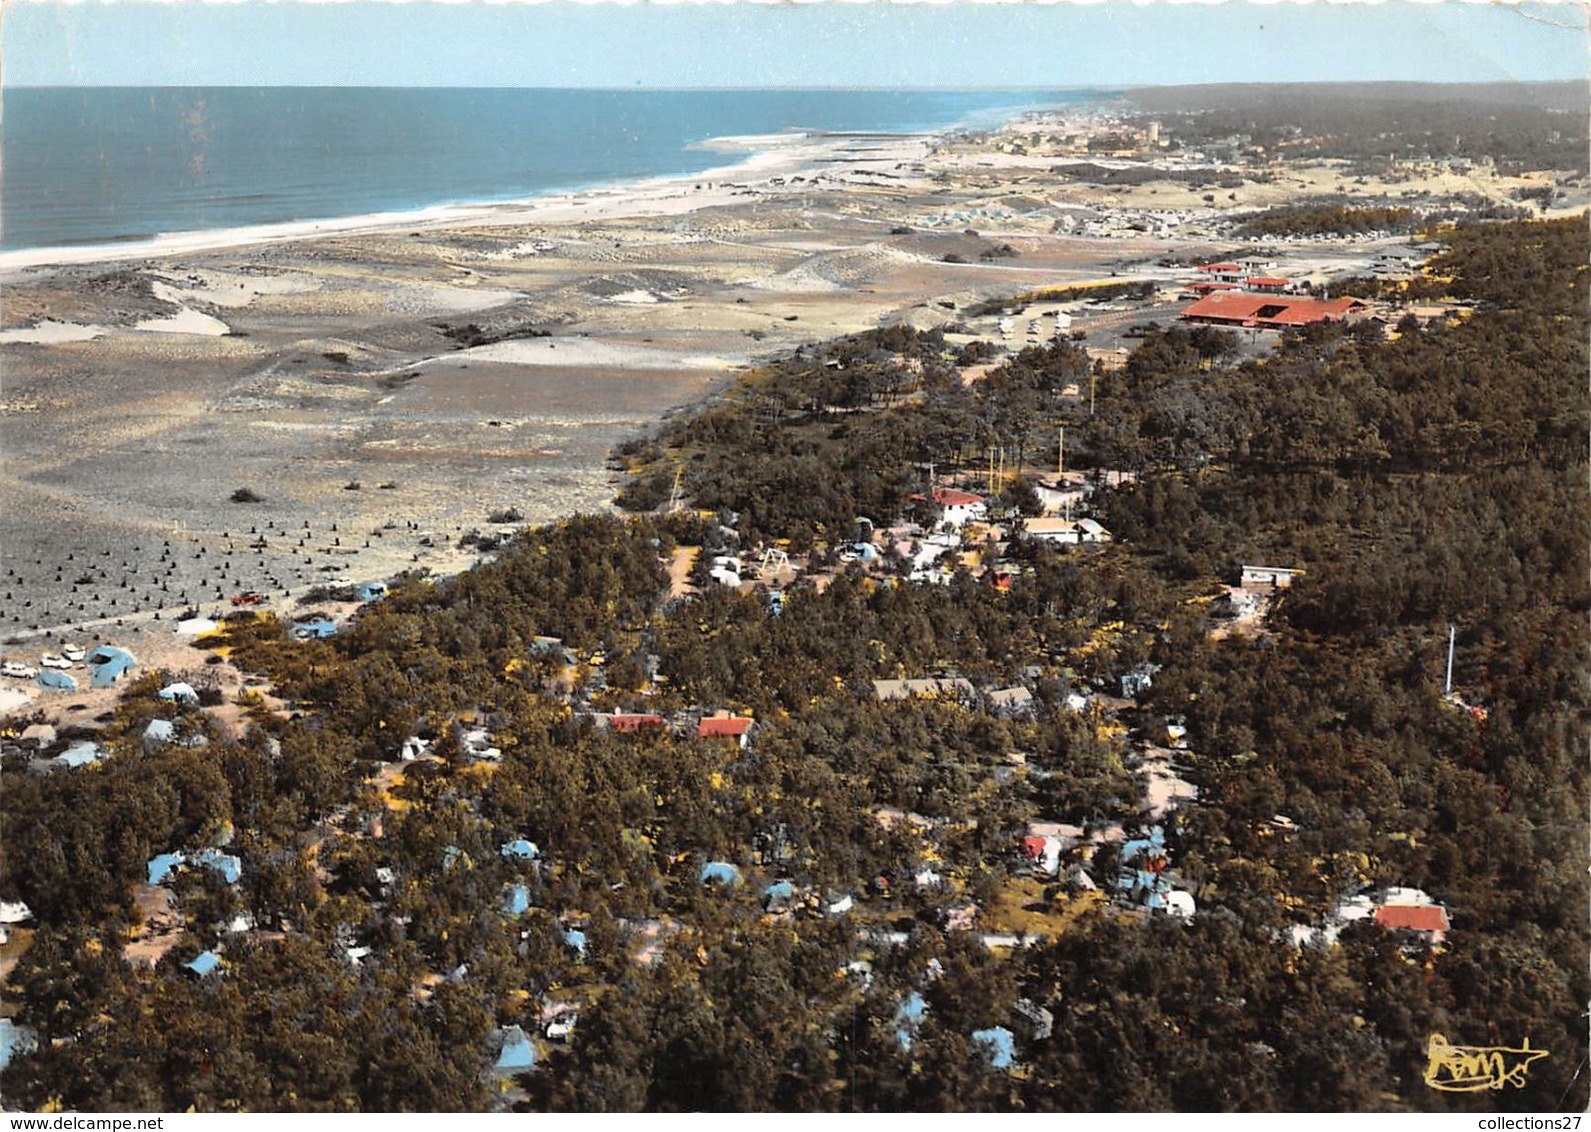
[
  {"left": 2, "top": 661, "right": 39, "bottom": 679},
  {"left": 39, "top": 655, "right": 72, "bottom": 669},
  {"left": 61, "top": 645, "right": 86, "bottom": 662}
]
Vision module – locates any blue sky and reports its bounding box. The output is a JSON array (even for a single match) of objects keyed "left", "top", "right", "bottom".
[{"left": 4, "top": 1, "right": 1586, "bottom": 89}]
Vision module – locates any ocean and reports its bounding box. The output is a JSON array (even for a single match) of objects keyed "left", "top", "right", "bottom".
[{"left": 1, "top": 87, "right": 1096, "bottom": 252}]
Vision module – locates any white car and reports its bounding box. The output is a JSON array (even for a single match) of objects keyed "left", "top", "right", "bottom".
[
  {"left": 2, "top": 662, "right": 39, "bottom": 679},
  {"left": 40, "top": 655, "right": 72, "bottom": 669},
  {"left": 61, "top": 645, "right": 85, "bottom": 662}
]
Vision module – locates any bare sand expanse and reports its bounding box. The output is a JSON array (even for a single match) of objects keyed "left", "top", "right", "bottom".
[{"left": 3, "top": 115, "right": 1533, "bottom": 716}]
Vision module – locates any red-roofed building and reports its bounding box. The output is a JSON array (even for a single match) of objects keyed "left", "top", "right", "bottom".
[
  {"left": 1245, "top": 277, "right": 1291, "bottom": 293},
  {"left": 1196, "top": 262, "right": 1245, "bottom": 283},
  {"left": 907, "top": 488, "right": 988, "bottom": 529},
  {"left": 932, "top": 488, "right": 984, "bottom": 508},
  {"left": 697, "top": 713, "right": 755, "bottom": 747},
  {"left": 1187, "top": 281, "right": 1241, "bottom": 296},
  {"left": 1374, "top": 903, "right": 1450, "bottom": 942},
  {"left": 1180, "top": 291, "right": 1369, "bottom": 330}
]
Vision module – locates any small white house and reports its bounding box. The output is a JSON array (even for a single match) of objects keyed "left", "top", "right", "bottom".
[
  {"left": 911, "top": 488, "right": 986, "bottom": 530},
  {"left": 1020, "top": 517, "right": 1112, "bottom": 545},
  {"left": 1241, "top": 564, "right": 1303, "bottom": 588}
]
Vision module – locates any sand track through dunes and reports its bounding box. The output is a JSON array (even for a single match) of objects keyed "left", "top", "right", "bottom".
[{"left": 426, "top": 337, "right": 735, "bottom": 371}]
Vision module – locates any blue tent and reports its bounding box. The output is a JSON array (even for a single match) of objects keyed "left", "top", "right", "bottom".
[
  {"left": 562, "top": 928, "right": 588, "bottom": 958},
  {"left": 294, "top": 618, "right": 338, "bottom": 640},
  {"left": 0, "top": 1019, "right": 37, "bottom": 1070},
  {"left": 500, "top": 839, "right": 540, "bottom": 861},
  {"left": 495, "top": 1026, "right": 536, "bottom": 1073},
  {"left": 355, "top": 581, "right": 388, "bottom": 603},
  {"left": 148, "top": 852, "right": 186, "bottom": 885},
  {"left": 1117, "top": 827, "right": 1177, "bottom": 908},
  {"left": 972, "top": 1026, "right": 1016, "bottom": 1069},
  {"left": 195, "top": 848, "right": 243, "bottom": 885},
  {"left": 143, "top": 719, "right": 176, "bottom": 748},
  {"left": 184, "top": 950, "right": 222, "bottom": 977},
  {"left": 502, "top": 884, "right": 530, "bottom": 917},
  {"left": 87, "top": 646, "right": 136, "bottom": 688},
  {"left": 763, "top": 880, "right": 798, "bottom": 910},
  {"left": 699, "top": 861, "right": 742, "bottom": 887},
  {"left": 894, "top": 991, "right": 927, "bottom": 1050},
  {"left": 35, "top": 669, "right": 77, "bottom": 692},
  {"left": 54, "top": 742, "right": 102, "bottom": 769},
  {"left": 1120, "top": 826, "right": 1167, "bottom": 863}
]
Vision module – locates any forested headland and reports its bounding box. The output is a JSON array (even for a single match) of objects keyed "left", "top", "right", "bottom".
[{"left": 1, "top": 216, "right": 1585, "bottom": 1113}]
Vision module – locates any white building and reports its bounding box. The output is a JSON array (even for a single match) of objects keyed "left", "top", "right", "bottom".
[
  {"left": 1020, "top": 517, "right": 1111, "bottom": 545},
  {"left": 1241, "top": 564, "right": 1303, "bottom": 588}
]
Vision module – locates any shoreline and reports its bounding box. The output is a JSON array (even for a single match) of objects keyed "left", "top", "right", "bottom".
[
  {"left": 0, "top": 90, "right": 1098, "bottom": 278},
  {"left": 0, "top": 129, "right": 899, "bottom": 277}
]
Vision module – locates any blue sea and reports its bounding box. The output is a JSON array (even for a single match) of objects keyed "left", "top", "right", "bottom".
[{"left": 1, "top": 87, "right": 1098, "bottom": 252}]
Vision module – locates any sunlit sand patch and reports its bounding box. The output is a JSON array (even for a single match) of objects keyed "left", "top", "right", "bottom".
[
  {"left": 382, "top": 283, "right": 524, "bottom": 316},
  {"left": 0, "top": 319, "right": 109, "bottom": 344},
  {"left": 426, "top": 337, "right": 733, "bottom": 370},
  {"left": 135, "top": 307, "right": 231, "bottom": 336},
  {"left": 145, "top": 271, "right": 321, "bottom": 309}
]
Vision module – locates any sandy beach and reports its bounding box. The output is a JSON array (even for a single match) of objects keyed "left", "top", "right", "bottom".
[{"left": 3, "top": 106, "right": 1581, "bottom": 722}]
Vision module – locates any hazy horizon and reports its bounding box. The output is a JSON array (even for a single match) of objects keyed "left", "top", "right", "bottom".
[
  {"left": 2, "top": 79, "right": 1585, "bottom": 92},
  {"left": 6, "top": 1, "right": 1586, "bottom": 89}
]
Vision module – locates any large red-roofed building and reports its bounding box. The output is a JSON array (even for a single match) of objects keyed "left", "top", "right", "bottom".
[
  {"left": 697, "top": 714, "right": 755, "bottom": 744},
  {"left": 1373, "top": 904, "right": 1450, "bottom": 938},
  {"left": 1180, "top": 291, "right": 1369, "bottom": 330}
]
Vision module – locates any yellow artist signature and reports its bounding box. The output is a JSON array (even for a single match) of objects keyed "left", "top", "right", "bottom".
[{"left": 1424, "top": 1033, "right": 1550, "bottom": 1092}]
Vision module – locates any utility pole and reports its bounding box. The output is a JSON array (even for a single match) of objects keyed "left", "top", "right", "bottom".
[
  {"left": 667, "top": 466, "right": 685, "bottom": 513},
  {"left": 1058, "top": 428, "right": 1065, "bottom": 477},
  {"left": 1444, "top": 623, "right": 1456, "bottom": 696},
  {"left": 1089, "top": 369, "right": 1097, "bottom": 416}
]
